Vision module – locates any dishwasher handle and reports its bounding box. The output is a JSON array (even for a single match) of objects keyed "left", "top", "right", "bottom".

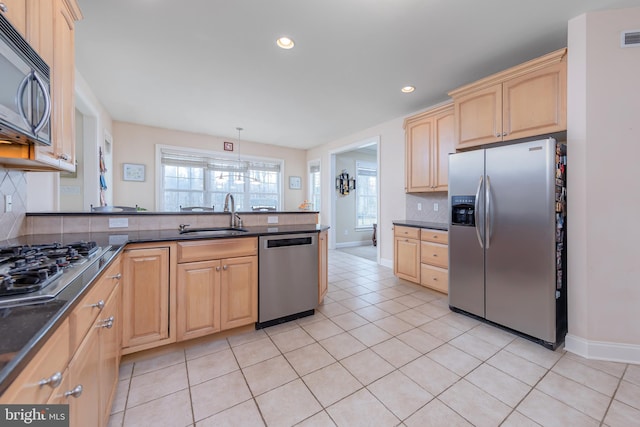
[{"left": 264, "top": 236, "right": 314, "bottom": 249}]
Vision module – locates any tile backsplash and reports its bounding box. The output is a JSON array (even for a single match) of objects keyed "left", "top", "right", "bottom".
[
  {"left": 0, "top": 167, "right": 27, "bottom": 241},
  {"left": 405, "top": 192, "right": 448, "bottom": 224}
]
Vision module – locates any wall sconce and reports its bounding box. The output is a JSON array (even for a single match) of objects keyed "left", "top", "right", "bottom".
[{"left": 336, "top": 170, "right": 356, "bottom": 195}]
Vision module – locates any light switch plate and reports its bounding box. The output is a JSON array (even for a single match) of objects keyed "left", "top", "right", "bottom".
[
  {"left": 109, "top": 218, "right": 129, "bottom": 228},
  {"left": 267, "top": 216, "right": 278, "bottom": 224},
  {"left": 433, "top": 203, "right": 439, "bottom": 212}
]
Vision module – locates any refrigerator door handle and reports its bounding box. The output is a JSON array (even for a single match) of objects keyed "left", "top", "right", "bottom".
[
  {"left": 486, "top": 175, "right": 492, "bottom": 249},
  {"left": 474, "top": 175, "right": 484, "bottom": 249}
]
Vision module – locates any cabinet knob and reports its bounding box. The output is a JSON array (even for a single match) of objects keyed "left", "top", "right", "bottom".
[
  {"left": 433, "top": 277, "right": 438, "bottom": 281},
  {"left": 433, "top": 254, "right": 438, "bottom": 257},
  {"left": 216, "top": 266, "right": 220, "bottom": 271},
  {"left": 0, "top": 3, "right": 8, "bottom": 13},
  {"left": 495, "top": 133, "right": 501, "bottom": 138},
  {"left": 90, "top": 300, "right": 105, "bottom": 310},
  {"left": 108, "top": 273, "right": 122, "bottom": 280},
  {"left": 39, "top": 372, "right": 63, "bottom": 389},
  {"left": 98, "top": 316, "right": 115, "bottom": 329},
  {"left": 223, "top": 265, "right": 228, "bottom": 270},
  {"left": 502, "top": 132, "right": 507, "bottom": 136},
  {"left": 64, "top": 385, "right": 83, "bottom": 399},
  {"left": 58, "top": 153, "right": 70, "bottom": 161}
]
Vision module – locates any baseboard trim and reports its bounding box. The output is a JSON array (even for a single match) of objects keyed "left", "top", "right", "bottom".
[
  {"left": 564, "top": 334, "right": 640, "bottom": 364},
  {"left": 335, "top": 241, "right": 373, "bottom": 248},
  {"left": 380, "top": 258, "right": 393, "bottom": 269}
]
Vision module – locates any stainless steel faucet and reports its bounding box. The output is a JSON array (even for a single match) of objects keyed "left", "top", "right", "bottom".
[{"left": 223, "top": 193, "right": 235, "bottom": 227}]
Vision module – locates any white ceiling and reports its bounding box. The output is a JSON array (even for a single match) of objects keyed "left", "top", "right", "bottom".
[{"left": 75, "top": 0, "right": 640, "bottom": 150}]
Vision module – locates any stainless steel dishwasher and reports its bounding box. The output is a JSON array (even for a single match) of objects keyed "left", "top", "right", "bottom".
[{"left": 257, "top": 233, "right": 318, "bottom": 328}]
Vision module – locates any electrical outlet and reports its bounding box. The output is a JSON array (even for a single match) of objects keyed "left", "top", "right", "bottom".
[
  {"left": 267, "top": 216, "right": 278, "bottom": 224},
  {"left": 108, "top": 218, "right": 129, "bottom": 228},
  {"left": 4, "top": 195, "right": 12, "bottom": 213},
  {"left": 433, "top": 202, "right": 439, "bottom": 212},
  {"left": 417, "top": 203, "right": 422, "bottom": 211},
  {"left": 344, "top": 229, "right": 348, "bottom": 235}
]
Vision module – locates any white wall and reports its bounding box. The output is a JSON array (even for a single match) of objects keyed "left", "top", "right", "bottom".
[
  {"left": 111, "top": 121, "right": 308, "bottom": 211},
  {"left": 25, "top": 70, "right": 113, "bottom": 212},
  {"left": 565, "top": 7, "right": 640, "bottom": 362},
  {"left": 335, "top": 150, "right": 377, "bottom": 246},
  {"left": 308, "top": 117, "right": 406, "bottom": 267}
]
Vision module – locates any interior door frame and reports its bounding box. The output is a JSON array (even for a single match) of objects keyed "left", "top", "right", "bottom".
[{"left": 328, "top": 135, "right": 381, "bottom": 263}]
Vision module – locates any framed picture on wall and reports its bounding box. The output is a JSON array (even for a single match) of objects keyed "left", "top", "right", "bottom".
[
  {"left": 123, "top": 163, "right": 145, "bottom": 182},
  {"left": 289, "top": 176, "right": 302, "bottom": 189}
]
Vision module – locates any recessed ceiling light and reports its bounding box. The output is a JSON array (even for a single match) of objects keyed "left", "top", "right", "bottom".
[
  {"left": 276, "top": 37, "right": 295, "bottom": 49},
  {"left": 401, "top": 86, "right": 415, "bottom": 93}
]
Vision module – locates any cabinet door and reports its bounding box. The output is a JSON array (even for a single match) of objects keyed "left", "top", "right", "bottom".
[
  {"left": 394, "top": 237, "right": 420, "bottom": 283},
  {"left": 405, "top": 118, "right": 432, "bottom": 192},
  {"left": 420, "top": 264, "right": 448, "bottom": 294},
  {"left": 318, "top": 230, "right": 328, "bottom": 304},
  {"left": 0, "top": 319, "right": 70, "bottom": 404},
  {"left": 98, "top": 283, "right": 121, "bottom": 425},
  {"left": 122, "top": 247, "right": 170, "bottom": 349},
  {"left": 177, "top": 260, "right": 221, "bottom": 341},
  {"left": 66, "top": 322, "right": 101, "bottom": 427},
  {"left": 502, "top": 60, "right": 567, "bottom": 141},
  {"left": 26, "top": 0, "right": 54, "bottom": 65},
  {"left": 33, "top": 0, "right": 75, "bottom": 171},
  {"left": 454, "top": 84, "right": 502, "bottom": 149},
  {"left": 432, "top": 109, "right": 455, "bottom": 191},
  {"left": 0, "top": 0, "right": 26, "bottom": 36},
  {"left": 220, "top": 256, "right": 258, "bottom": 330}
]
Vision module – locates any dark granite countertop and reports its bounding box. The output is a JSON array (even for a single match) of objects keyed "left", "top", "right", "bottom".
[
  {"left": 0, "top": 224, "right": 328, "bottom": 394},
  {"left": 392, "top": 220, "right": 448, "bottom": 231}
]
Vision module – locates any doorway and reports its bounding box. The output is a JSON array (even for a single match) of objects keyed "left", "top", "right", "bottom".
[{"left": 329, "top": 136, "right": 380, "bottom": 263}]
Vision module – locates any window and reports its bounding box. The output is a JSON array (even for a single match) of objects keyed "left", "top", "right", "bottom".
[
  {"left": 158, "top": 146, "right": 282, "bottom": 212},
  {"left": 309, "top": 162, "right": 321, "bottom": 212},
  {"left": 356, "top": 161, "right": 377, "bottom": 228}
]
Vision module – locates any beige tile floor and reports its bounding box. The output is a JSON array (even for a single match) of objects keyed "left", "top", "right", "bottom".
[{"left": 108, "top": 250, "right": 640, "bottom": 427}]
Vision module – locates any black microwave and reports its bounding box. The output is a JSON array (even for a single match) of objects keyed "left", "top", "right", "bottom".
[{"left": 0, "top": 13, "right": 51, "bottom": 146}]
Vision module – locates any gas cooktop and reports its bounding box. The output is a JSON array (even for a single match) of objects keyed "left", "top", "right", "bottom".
[{"left": 0, "top": 241, "right": 111, "bottom": 308}]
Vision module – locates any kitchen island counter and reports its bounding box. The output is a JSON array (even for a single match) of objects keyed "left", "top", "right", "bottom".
[{"left": 0, "top": 224, "right": 328, "bottom": 395}]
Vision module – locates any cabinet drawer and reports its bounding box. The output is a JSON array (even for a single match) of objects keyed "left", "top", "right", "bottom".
[
  {"left": 394, "top": 226, "right": 420, "bottom": 240},
  {"left": 420, "top": 229, "right": 448, "bottom": 244},
  {"left": 420, "top": 241, "right": 448, "bottom": 268},
  {"left": 177, "top": 237, "right": 257, "bottom": 263},
  {"left": 70, "top": 258, "right": 121, "bottom": 350},
  {"left": 420, "top": 264, "right": 448, "bottom": 294},
  {"left": 1, "top": 319, "right": 70, "bottom": 404}
]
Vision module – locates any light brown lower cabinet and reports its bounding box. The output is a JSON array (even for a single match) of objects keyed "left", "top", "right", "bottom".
[
  {"left": 176, "top": 238, "right": 258, "bottom": 342},
  {"left": 394, "top": 226, "right": 421, "bottom": 283},
  {"left": 122, "top": 243, "right": 175, "bottom": 354},
  {"left": 0, "top": 256, "right": 122, "bottom": 427},
  {"left": 393, "top": 226, "right": 449, "bottom": 294}
]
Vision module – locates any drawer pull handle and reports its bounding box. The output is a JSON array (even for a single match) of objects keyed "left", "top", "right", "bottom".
[
  {"left": 39, "top": 372, "right": 62, "bottom": 389},
  {"left": 91, "top": 300, "right": 105, "bottom": 310},
  {"left": 433, "top": 254, "right": 438, "bottom": 257},
  {"left": 433, "top": 277, "right": 438, "bottom": 281},
  {"left": 98, "top": 316, "right": 115, "bottom": 329},
  {"left": 64, "top": 385, "right": 83, "bottom": 398},
  {"left": 108, "top": 273, "right": 122, "bottom": 280}
]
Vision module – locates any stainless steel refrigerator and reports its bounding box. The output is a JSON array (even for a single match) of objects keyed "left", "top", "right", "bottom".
[{"left": 448, "top": 138, "right": 567, "bottom": 349}]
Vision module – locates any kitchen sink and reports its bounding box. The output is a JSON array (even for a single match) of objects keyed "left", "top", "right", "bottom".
[{"left": 178, "top": 227, "right": 249, "bottom": 236}]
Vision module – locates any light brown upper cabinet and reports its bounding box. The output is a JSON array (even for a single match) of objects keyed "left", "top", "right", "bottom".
[
  {"left": 404, "top": 103, "right": 455, "bottom": 193},
  {"left": 449, "top": 48, "right": 567, "bottom": 150},
  {"left": 1, "top": 0, "right": 27, "bottom": 36}
]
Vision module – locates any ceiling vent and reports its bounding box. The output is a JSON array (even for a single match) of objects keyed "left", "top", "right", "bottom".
[{"left": 621, "top": 30, "right": 640, "bottom": 48}]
